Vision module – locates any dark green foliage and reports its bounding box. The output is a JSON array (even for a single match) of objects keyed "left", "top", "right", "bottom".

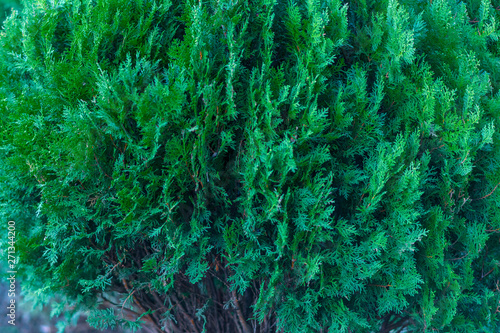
[{"left": 0, "top": 0, "right": 499, "bottom": 332}]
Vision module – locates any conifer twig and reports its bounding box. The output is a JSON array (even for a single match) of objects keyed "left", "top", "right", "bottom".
[{"left": 472, "top": 181, "right": 500, "bottom": 201}]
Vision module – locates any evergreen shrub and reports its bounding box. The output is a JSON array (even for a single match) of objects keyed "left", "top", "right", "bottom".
[{"left": 0, "top": 0, "right": 500, "bottom": 332}]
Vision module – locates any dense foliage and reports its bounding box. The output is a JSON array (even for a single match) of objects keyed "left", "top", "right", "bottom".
[{"left": 1, "top": 0, "right": 500, "bottom": 332}]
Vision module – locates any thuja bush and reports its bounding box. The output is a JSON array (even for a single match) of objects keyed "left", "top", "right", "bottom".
[{"left": 0, "top": 0, "right": 500, "bottom": 332}]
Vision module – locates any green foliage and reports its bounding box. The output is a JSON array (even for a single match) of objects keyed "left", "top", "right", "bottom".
[
  {"left": 0, "top": 0, "right": 499, "bottom": 332},
  {"left": 0, "top": 0, "right": 20, "bottom": 24}
]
